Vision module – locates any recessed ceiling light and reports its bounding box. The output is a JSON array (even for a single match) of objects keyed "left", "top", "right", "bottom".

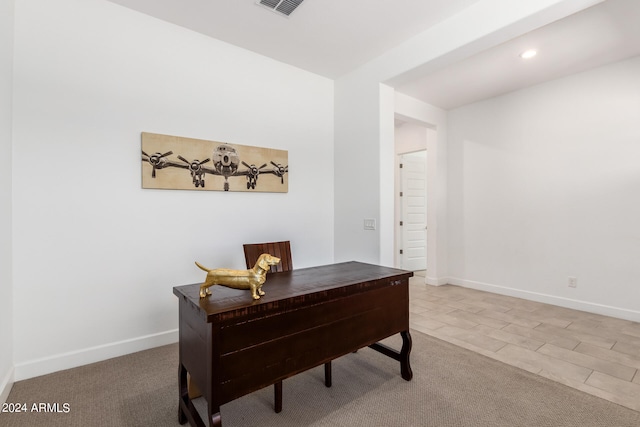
[{"left": 520, "top": 49, "right": 537, "bottom": 59}]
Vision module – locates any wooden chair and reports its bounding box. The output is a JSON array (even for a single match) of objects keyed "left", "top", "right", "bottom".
[
  {"left": 243, "top": 240, "right": 293, "bottom": 273},
  {"left": 243, "top": 241, "right": 332, "bottom": 414}
]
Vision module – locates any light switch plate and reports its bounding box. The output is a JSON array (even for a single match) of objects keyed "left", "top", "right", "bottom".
[{"left": 364, "top": 219, "right": 376, "bottom": 230}]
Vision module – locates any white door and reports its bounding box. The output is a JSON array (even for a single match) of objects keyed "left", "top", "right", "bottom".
[{"left": 400, "top": 151, "right": 427, "bottom": 271}]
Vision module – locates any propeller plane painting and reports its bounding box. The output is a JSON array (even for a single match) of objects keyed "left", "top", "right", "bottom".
[{"left": 141, "top": 132, "right": 288, "bottom": 192}]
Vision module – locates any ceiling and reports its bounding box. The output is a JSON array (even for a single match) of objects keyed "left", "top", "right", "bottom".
[
  {"left": 106, "top": 0, "right": 482, "bottom": 79},
  {"left": 395, "top": 0, "right": 640, "bottom": 109},
  {"left": 107, "top": 0, "right": 640, "bottom": 110}
]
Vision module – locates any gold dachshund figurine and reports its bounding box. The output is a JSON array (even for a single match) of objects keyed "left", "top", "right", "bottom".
[{"left": 195, "top": 253, "right": 281, "bottom": 299}]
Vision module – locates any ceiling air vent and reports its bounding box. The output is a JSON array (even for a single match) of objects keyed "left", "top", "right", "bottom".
[{"left": 257, "top": 0, "right": 305, "bottom": 17}]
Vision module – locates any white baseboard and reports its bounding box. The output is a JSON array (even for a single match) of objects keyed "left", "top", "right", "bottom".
[
  {"left": 425, "top": 275, "right": 448, "bottom": 286},
  {"left": 447, "top": 277, "right": 640, "bottom": 323},
  {"left": 14, "top": 329, "right": 178, "bottom": 381},
  {"left": 0, "top": 366, "right": 14, "bottom": 404}
]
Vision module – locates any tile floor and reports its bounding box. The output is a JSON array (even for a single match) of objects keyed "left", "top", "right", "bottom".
[{"left": 408, "top": 273, "right": 640, "bottom": 412}]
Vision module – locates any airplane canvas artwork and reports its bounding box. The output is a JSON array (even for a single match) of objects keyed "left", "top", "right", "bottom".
[{"left": 141, "top": 132, "right": 288, "bottom": 192}]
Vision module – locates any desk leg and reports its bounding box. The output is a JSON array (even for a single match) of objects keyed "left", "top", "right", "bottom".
[
  {"left": 274, "top": 381, "right": 283, "bottom": 413},
  {"left": 207, "top": 403, "right": 222, "bottom": 427},
  {"left": 400, "top": 330, "right": 413, "bottom": 381},
  {"left": 178, "top": 363, "right": 211, "bottom": 427},
  {"left": 178, "top": 364, "right": 188, "bottom": 425},
  {"left": 368, "top": 330, "right": 413, "bottom": 381},
  {"left": 324, "top": 362, "right": 332, "bottom": 387},
  {"left": 179, "top": 364, "right": 208, "bottom": 426}
]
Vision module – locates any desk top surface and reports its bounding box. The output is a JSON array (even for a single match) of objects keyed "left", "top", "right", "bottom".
[{"left": 173, "top": 261, "right": 413, "bottom": 321}]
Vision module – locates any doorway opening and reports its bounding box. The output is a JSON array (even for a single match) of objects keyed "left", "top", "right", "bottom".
[
  {"left": 392, "top": 109, "right": 441, "bottom": 284},
  {"left": 394, "top": 117, "right": 431, "bottom": 273}
]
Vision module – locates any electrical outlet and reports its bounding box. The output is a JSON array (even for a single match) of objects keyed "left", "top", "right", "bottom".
[{"left": 568, "top": 277, "right": 577, "bottom": 288}]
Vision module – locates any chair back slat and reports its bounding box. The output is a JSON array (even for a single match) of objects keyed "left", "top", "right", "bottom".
[{"left": 243, "top": 241, "right": 292, "bottom": 273}]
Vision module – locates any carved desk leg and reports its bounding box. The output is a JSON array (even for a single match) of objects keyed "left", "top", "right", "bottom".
[
  {"left": 178, "top": 364, "right": 187, "bottom": 425},
  {"left": 368, "top": 331, "right": 413, "bottom": 381},
  {"left": 208, "top": 404, "right": 222, "bottom": 427},
  {"left": 400, "top": 330, "right": 413, "bottom": 381},
  {"left": 324, "top": 362, "right": 332, "bottom": 387},
  {"left": 274, "top": 381, "right": 282, "bottom": 413},
  {"left": 178, "top": 363, "right": 206, "bottom": 426}
]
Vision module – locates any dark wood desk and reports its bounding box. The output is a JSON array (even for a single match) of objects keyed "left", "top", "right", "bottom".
[{"left": 173, "top": 261, "right": 413, "bottom": 427}]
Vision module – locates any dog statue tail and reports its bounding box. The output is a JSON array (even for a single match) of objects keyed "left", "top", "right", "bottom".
[{"left": 195, "top": 261, "right": 211, "bottom": 272}]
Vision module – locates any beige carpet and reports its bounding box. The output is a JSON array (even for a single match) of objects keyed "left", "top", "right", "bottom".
[{"left": 3, "top": 331, "right": 639, "bottom": 426}]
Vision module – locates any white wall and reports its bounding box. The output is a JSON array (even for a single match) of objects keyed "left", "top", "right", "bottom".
[
  {"left": 12, "top": 0, "right": 334, "bottom": 380},
  {"left": 447, "top": 56, "right": 640, "bottom": 321},
  {"left": 333, "top": 77, "right": 383, "bottom": 264},
  {"left": 0, "top": 0, "right": 15, "bottom": 405}
]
